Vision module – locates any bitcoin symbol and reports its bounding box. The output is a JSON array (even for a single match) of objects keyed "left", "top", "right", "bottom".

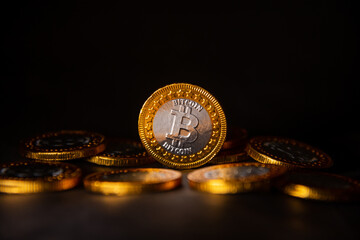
[{"left": 166, "top": 105, "right": 199, "bottom": 148}]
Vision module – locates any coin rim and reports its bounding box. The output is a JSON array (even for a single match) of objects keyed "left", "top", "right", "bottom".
[
  {"left": 87, "top": 139, "right": 155, "bottom": 167},
  {"left": 83, "top": 168, "right": 182, "bottom": 195},
  {"left": 20, "top": 130, "right": 106, "bottom": 161},
  {"left": 187, "top": 162, "right": 287, "bottom": 194},
  {"left": 245, "top": 136, "right": 333, "bottom": 168},
  {"left": 276, "top": 171, "right": 360, "bottom": 201},
  {"left": 138, "top": 83, "right": 227, "bottom": 169},
  {"left": 0, "top": 161, "right": 82, "bottom": 194}
]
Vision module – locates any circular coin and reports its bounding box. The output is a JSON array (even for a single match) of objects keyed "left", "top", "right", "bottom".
[
  {"left": 0, "top": 161, "right": 81, "bottom": 194},
  {"left": 138, "top": 83, "right": 227, "bottom": 169},
  {"left": 187, "top": 162, "right": 287, "bottom": 194},
  {"left": 88, "top": 139, "right": 156, "bottom": 167},
  {"left": 84, "top": 168, "right": 182, "bottom": 196},
  {"left": 245, "top": 136, "right": 333, "bottom": 168},
  {"left": 21, "top": 130, "right": 106, "bottom": 161},
  {"left": 276, "top": 171, "right": 360, "bottom": 201}
]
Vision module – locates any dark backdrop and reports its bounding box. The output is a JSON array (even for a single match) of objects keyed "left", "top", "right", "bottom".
[
  {"left": 1, "top": 1, "right": 359, "bottom": 170},
  {"left": 1, "top": 2, "right": 360, "bottom": 240}
]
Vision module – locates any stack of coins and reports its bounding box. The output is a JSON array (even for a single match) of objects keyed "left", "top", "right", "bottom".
[{"left": 2, "top": 82, "right": 359, "bottom": 201}]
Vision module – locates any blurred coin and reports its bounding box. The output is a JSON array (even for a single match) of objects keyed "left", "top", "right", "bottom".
[
  {"left": 222, "top": 127, "right": 248, "bottom": 150},
  {"left": 246, "top": 136, "right": 333, "bottom": 168},
  {"left": 187, "top": 162, "right": 287, "bottom": 194},
  {"left": 84, "top": 168, "right": 182, "bottom": 196},
  {"left": 21, "top": 130, "right": 106, "bottom": 161},
  {"left": 0, "top": 161, "right": 81, "bottom": 194},
  {"left": 276, "top": 171, "right": 360, "bottom": 201},
  {"left": 87, "top": 139, "right": 155, "bottom": 167},
  {"left": 138, "top": 83, "right": 227, "bottom": 169}
]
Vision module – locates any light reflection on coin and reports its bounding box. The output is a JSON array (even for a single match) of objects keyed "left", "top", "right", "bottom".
[
  {"left": 88, "top": 139, "right": 155, "bottom": 167},
  {"left": 84, "top": 168, "right": 182, "bottom": 196},
  {"left": 187, "top": 162, "right": 287, "bottom": 194},
  {"left": 246, "top": 136, "right": 332, "bottom": 168},
  {"left": 21, "top": 130, "right": 106, "bottom": 161},
  {"left": 138, "top": 83, "right": 227, "bottom": 169},
  {"left": 277, "top": 171, "right": 360, "bottom": 201},
  {"left": 0, "top": 162, "right": 81, "bottom": 194}
]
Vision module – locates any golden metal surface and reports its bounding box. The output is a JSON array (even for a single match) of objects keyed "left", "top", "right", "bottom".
[
  {"left": 0, "top": 162, "right": 81, "bottom": 194},
  {"left": 138, "top": 83, "right": 227, "bottom": 169},
  {"left": 88, "top": 139, "right": 155, "bottom": 167},
  {"left": 277, "top": 172, "right": 360, "bottom": 201},
  {"left": 21, "top": 130, "right": 106, "bottom": 161},
  {"left": 245, "top": 136, "right": 333, "bottom": 168},
  {"left": 83, "top": 168, "right": 182, "bottom": 196},
  {"left": 187, "top": 162, "right": 287, "bottom": 194}
]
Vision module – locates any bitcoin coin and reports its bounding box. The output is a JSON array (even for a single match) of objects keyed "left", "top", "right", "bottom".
[
  {"left": 87, "top": 139, "right": 155, "bottom": 167},
  {"left": 21, "top": 130, "right": 106, "bottom": 161},
  {"left": 84, "top": 168, "right": 182, "bottom": 196},
  {"left": 209, "top": 148, "right": 251, "bottom": 165},
  {"left": 276, "top": 171, "right": 360, "bottom": 201},
  {"left": 138, "top": 83, "right": 227, "bottom": 169},
  {"left": 0, "top": 161, "right": 81, "bottom": 194},
  {"left": 187, "top": 162, "right": 287, "bottom": 194},
  {"left": 245, "top": 136, "right": 333, "bottom": 168},
  {"left": 222, "top": 127, "right": 248, "bottom": 150}
]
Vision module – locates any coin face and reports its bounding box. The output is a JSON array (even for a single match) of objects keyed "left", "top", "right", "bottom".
[
  {"left": 87, "top": 139, "right": 155, "bottom": 167},
  {"left": 187, "top": 162, "right": 287, "bottom": 194},
  {"left": 277, "top": 172, "right": 360, "bottom": 201},
  {"left": 84, "top": 168, "right": 182, "bottom": 195},
  {"left": 138, "top": 83, "right": 227, "bottom": 169},
  {"left": 246, "top": 136, "right": 333, "bottom": 168},
  {"left": 0, "top": 162, "right": 81, "bottom": 194},
  {"left": 21, "top": 130, "right": 106, "bottom": 161}
]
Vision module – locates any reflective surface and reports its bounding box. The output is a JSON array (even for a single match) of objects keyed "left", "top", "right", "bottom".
[
  {"left": 263, "top": 141, "right": 318, "bottom": 163},
  {"left": 153, "top": 98, "right": 212, "bottom": 155}
]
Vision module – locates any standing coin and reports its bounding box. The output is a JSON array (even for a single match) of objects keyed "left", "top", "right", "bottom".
[
  {"left": 87, "top": 139, "right": 155, "bottom": 167},
  {"left": 0, "top": 161, "right": 81, "bottom": 194},
  {"left": 245, "top": 136, "right": 333, "bottom": 168},
  {"left": 84, "top": 168, "right": 182, "bottom": 196},
  {"left": 187, "top": 162, "right": 287, "bottom": 194},
  {"left": 138, "top": 83, "right": 227, "bottom": 169},
  {"left": 276, "top": 171, "right": 360, "bottom": 201},
  {"left": 21, "top": 130, "right": 106, "bottom": 161}
]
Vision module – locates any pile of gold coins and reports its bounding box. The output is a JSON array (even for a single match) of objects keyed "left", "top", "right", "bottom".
[{"left": 1, "top": 83, "right": 359, "bottom": 202}]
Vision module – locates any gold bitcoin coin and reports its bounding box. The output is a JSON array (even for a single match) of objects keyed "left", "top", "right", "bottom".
[
  {"left": 84, "top": 168, "right": 182, "bottom": 196},
  {"left": 21, "top": 130, "right": 106, "bottom": 161},
  {"left": 276, "top": 171, "right": 360, "bottom": 201},
  {"left": 187, "top": 162, "right": 287, "bottom": 194},
  {"left": 222, "top": 127, "right": 248, "bottom": 150},
  {"left": 0, "top": 161, "right": 81, "bottom": 194},
  {"left": 87, "top": 139, "right": 155, "bottom": 167},
  {"left": 246, "top": 136, "right": 333, "bottom": 168},
  {"left": 138, "top": 83, "right": 227, "bottom": 169}
]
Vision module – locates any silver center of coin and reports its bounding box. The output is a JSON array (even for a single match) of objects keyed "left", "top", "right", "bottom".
[
  {"left": 262, "top": 141, "right": 318, "bottom": 163},
  {"left": 204, "top": 166, "right": 270, "bottom": 180},
  {"left": 153, "top": 98, "right": 212, "bottom": 156}
]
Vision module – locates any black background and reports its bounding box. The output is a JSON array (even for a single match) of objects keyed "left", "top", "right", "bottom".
[{"left": 1, "top": 1, "right": 360, "bottom": 239}]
